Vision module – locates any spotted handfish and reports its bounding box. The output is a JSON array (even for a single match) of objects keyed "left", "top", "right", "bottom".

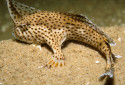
[{"left": 6, "top": 0, "right": 119, "bottom": 79}]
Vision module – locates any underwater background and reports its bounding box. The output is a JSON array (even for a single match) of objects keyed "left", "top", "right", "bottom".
[
  {"left": 0, "top": 0, "right": 125, "bottom": 85},
  {"left": 0, "top": 0, "right": 125, "bottom": 40}
]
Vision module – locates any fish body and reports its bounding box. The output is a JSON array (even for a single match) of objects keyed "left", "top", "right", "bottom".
[{"left": 6, "top": 0, "right": 116, "bottom": 78}]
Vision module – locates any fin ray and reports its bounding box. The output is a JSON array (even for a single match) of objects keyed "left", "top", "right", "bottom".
[
  {"left": 6, "top": 0, "right": 38, "bottom": 23},
  {"left": 12, "top": 0, "right": 38, "bottom": 16}
]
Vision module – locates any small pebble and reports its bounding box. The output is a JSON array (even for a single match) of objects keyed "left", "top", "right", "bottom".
[
  {"left": 38, "top": 66, "right": 44, "bottom": 69},
  {"left": 95, "top": 61, "right": 100, "bottom": 64},
  {"left": 115, "top": 55, "right": 122, "bottom": 58},
  {"left": 118, "top": 37, "right": 121, "bottom": 42},
  {"left": 37, "top": 45, "right": 42, "bottom": 50},
  {"left": 0, "top": 82, "right": 3, "bottom": 85}
]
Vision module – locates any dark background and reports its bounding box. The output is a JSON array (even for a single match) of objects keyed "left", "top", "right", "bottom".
[{"left": 0, "top": 0, "right": 125, "bottom": 40}]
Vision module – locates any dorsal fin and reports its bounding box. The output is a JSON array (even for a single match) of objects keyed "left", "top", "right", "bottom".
[
  {"left": 11, "top": 0, "right": 38, "bottom": 16},
  {"left": 6, "top": 0, "right": 38, "bottom": 23},
  {"left": 64, "top": 13, "right": 93, "bottom": 26},
  {"left": 65, "top": 13, "right": 116, "bottom": 46}
]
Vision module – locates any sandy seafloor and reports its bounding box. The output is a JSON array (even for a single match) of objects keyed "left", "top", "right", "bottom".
[{"left": 0, "top": 26, "right": 125, "bottom": 85}]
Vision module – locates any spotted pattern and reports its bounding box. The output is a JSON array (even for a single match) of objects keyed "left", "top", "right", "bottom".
[{"left": 6, "top": 0, "right": 116, "bottom": 78}]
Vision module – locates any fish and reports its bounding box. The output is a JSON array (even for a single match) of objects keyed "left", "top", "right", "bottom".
[{"left": 6, "top": 0, "right": 118, "bottom": 79}]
